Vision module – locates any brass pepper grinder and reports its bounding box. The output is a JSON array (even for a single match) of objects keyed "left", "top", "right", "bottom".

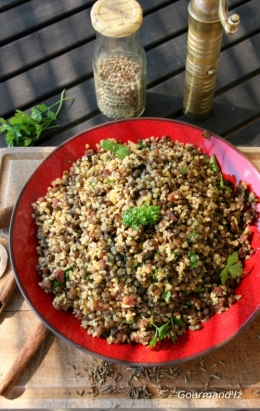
[{"left": 183, "top": 0, "right": 240, "bottom": 120}]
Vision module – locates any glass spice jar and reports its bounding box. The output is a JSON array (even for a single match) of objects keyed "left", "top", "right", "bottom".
[{"left": 90, "top": 0, "right": 146, "bottom": 120}]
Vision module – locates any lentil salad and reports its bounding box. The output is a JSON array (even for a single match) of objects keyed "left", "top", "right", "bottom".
[{"left": 32, "top": 136, "right": 258, "bottom": 346}]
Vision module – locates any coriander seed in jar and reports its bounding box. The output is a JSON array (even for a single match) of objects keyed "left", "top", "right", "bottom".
[{"left": 90, "top": 0, "right": 146, "bottom": 120}]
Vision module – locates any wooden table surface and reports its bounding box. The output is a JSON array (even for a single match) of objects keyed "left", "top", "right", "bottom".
[{"left": 0, "top": 0, "right": 260, "bottom": 409}]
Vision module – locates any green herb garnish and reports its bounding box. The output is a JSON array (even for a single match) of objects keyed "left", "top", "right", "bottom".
[
  {"left": 122, "top": 203, "right": 160, "bottom": 231},
  {"left": 180, "top": 166, "right": 189, "bottom": 175},
  {"left": 171, "top": 251, "right": 179, "bottom": 261},
  {"left": 162, "top": 289, "right": 171, "bottom": 303},
  {"left": 104, "top": 179, "right": 115, "bottom": 184},
  {"left": 149, "top": 322, "right": 169, "bottom": 347},
  {"left": 0, "top": 89, "right": 73, "bottom": 147},
  {"left": 220, "top": 251, "right": 243, "bottom": 285},
  {"left": 195, "top": 286, "right": 205, "bottom": 293},
  {"left": 100, "top": 139, "right": 130, "bottom": 159},
  {"left": 53, "top": 280, "right": 63, "bottom": 288},
  {"left": 171, "top": 316, "right": 183, "bottom": 327},
  {"left": 219, "top": 174, "right": 233, "bottom": 192},
  {"left": 188, "top": 251, "right": 199, "bottom": 269},
  {"left": 124, "top": 319, "right": 135, "bottom": 325},
  {"left": 193, "top": 218, "right": 200, "bottom": 227},
  {"left": 64, "top": 266, "right": 74, "bottom": 282},
  {"left": 209, "top": 154, "right": 220, "bottom": 172},
  {"left": 187, "top": 231, "right": 199, "bottom": 242},
  {"left": 138, "top": 139, "right": 147, "bottom": 150}
]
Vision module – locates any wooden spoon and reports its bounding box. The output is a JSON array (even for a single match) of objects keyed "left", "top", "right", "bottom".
[{"left": 0, "top": 205, "right": 13, "bottom": 230}]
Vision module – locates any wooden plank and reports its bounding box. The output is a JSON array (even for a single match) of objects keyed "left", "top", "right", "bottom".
[
  {"left": 0, "top": 0, "right": 26, "bottom": 13},
  {"left": 0, "top": 0, "right": 94, "bottom": 45},
  {"left": 0, "top": 0, "right": 259, "bottom": 119},
  {"left": 226, "top": 118, "right": 260, "bottom": 147},
  {"left": 0, "top": 0, "right": 259, "bottom": 118},
  {"left": 177, "top": 74, "right": 260, "bottom": 139},
  {"left": 0, "top": 0, "right": 252, "bottom": 81},
  {"left": 0, "top": 0, "right": 189, "bottom": 81},
  {"left": 1, "top": 27, "right": 260, "bottom": 149},
  {"left": 27, "top": 30, "right": 260, "bottom": 147}
]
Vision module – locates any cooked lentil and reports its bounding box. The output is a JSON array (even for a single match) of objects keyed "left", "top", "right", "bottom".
[{"left": 32, "top": 136, "right": 258, "bottom": 346}]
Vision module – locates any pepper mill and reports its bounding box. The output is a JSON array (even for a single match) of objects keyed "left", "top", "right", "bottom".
[{"left": 183, "top": 0, "right": 240, "bottom": 120}]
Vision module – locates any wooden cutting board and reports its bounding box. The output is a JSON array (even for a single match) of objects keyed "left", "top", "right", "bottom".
[{"left": 0, "top": 146, "right": 260, "bottom": 409}]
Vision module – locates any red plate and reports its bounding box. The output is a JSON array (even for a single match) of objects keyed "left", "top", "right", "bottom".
[{"left": 9, "top": 118, "right": 260, "bottom": 366}]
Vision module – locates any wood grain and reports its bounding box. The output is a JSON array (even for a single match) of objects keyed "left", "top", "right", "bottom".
[
  {"left": 0, "top": 270, "right": 16, "bottom": 315},
  {"left": 0, "top": 319, "right": 49, "bottom": 398},
  {"left": 0, "top": 206, "right": 13, "bottom": 230},
  {"left": 1, "top": 0, "right": 260, "bottom": 119}
]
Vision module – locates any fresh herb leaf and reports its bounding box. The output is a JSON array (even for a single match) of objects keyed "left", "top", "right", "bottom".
[
  {"left": 188, "top": 251, "right": 198, "bottom": 269},
  {"left": 53, "top": 280, "right": 63, "bottom": 288},
  {"left": 219, "top": 174, "right": 233, "bottom": 192},
  {"left": 64, "top": 266, "right": 74, "bottom": 282},
  {"left": 162, "top": 289, "right": 171, "bottom": 303},
  {"left": 104, "top": 179, "right": 115, "bottom": 184},
  {"left": 171, "top": 251, "right": 179, "bottom": 261},
  {"left": 193, "top": 218, "right": 200, "bottom": 227},
  {"left": 220, "top": 251, "right": 243, "bottom": 284},
  {"left": 187, "top": 231, "right": 199, "bottom": 242},
  {"left": 149, "top": 322, "right": 169, "bottom": 347},
  {"left": 100, "top": 139, "right": 130, "bottom": 159},
  {"left": 0, "top": 89, "right": 73, "bottom": 147},
  {"left": 195, "top": 286, "right": 205, "bottom": 293},
  {"left": 180, "top": 166, "right": 189, "bottom": 175},
  {"left": 122, "top": 203, "right": 160, "bottom": 231},
  {"left": 171, "top": 317, "right": 183, "bottom": 327},
  {"left": 209, "top": 154, "right": 220, "bottom": 172},
  {"left": 138, "top": 139, "right": 147, "bottom": 150},
  {"left": 124, "top": 319, "right": 135, "bottom": 325},
  {"left": 220, "top": 266, "right": 229, "bottom": 285}
]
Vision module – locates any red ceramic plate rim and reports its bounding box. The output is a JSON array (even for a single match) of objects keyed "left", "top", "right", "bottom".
[{"left": 9, "top": 118, "right": 260, "bottom": 366}]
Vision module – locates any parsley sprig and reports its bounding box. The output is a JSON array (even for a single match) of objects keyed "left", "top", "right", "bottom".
[
  {"left": 122, "top": 203, "right": 160, "bottom": 231},
  {"left": 220, "top": 251, "right": 243, "bottom": 284},
  {"left": 100, "top": 139, "right": 130, "bottom": 159},
  {"left": 0, "top": 89, "right": 73, "bottom": 147},
  {"left": 149, "top": 316, "right": 183, "bottom": 347},
  {"left": 188, "top": 251, "right": 199, "bottom": 269}
]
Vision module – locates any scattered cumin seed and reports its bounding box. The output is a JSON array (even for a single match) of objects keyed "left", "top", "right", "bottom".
[{"left": 90, "top": 386, "right": 99, "bottom": 397}]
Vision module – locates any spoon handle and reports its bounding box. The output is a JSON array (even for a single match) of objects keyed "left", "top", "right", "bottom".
[{"left": 0, "top": 206, "right": 13, "bottom": 230}]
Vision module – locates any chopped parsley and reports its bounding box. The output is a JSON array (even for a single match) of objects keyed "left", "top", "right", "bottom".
[
  {"left": 195, "top": 286, "right": 205, "bottom": 293},
  {"left": 187, "top": 231, "right": 199, "bottom": 242},
  {"left": 209, "top": 154, "right": 220, "bottom": 172},
  {"left": 64, "top": 266, "right": 74, "bottom": 282},
  {"left": 188, "top": 251, "right": 199, "bottom": 269},
  {"left": 220, "top": 251, "right": 243, "bottom": 285},
  {"left": 180, "top": 166, "right": 189, "bottom": 175},
  {"left": 138, "top": 139, "right": 148, "bottom": 150},
  {"left": 104, "top": 179, "right": 115, "bottom": 184},
  {"left": 219, "top": 174, "right": 233, "bottom": 192},
  {"left": 162, "top": 289, "right": 171, "bottom": 303}
]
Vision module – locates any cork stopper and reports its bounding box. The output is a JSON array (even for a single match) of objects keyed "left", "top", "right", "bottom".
[{"left": 91, "top": 0, "right": 143, "bottom": 38}]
